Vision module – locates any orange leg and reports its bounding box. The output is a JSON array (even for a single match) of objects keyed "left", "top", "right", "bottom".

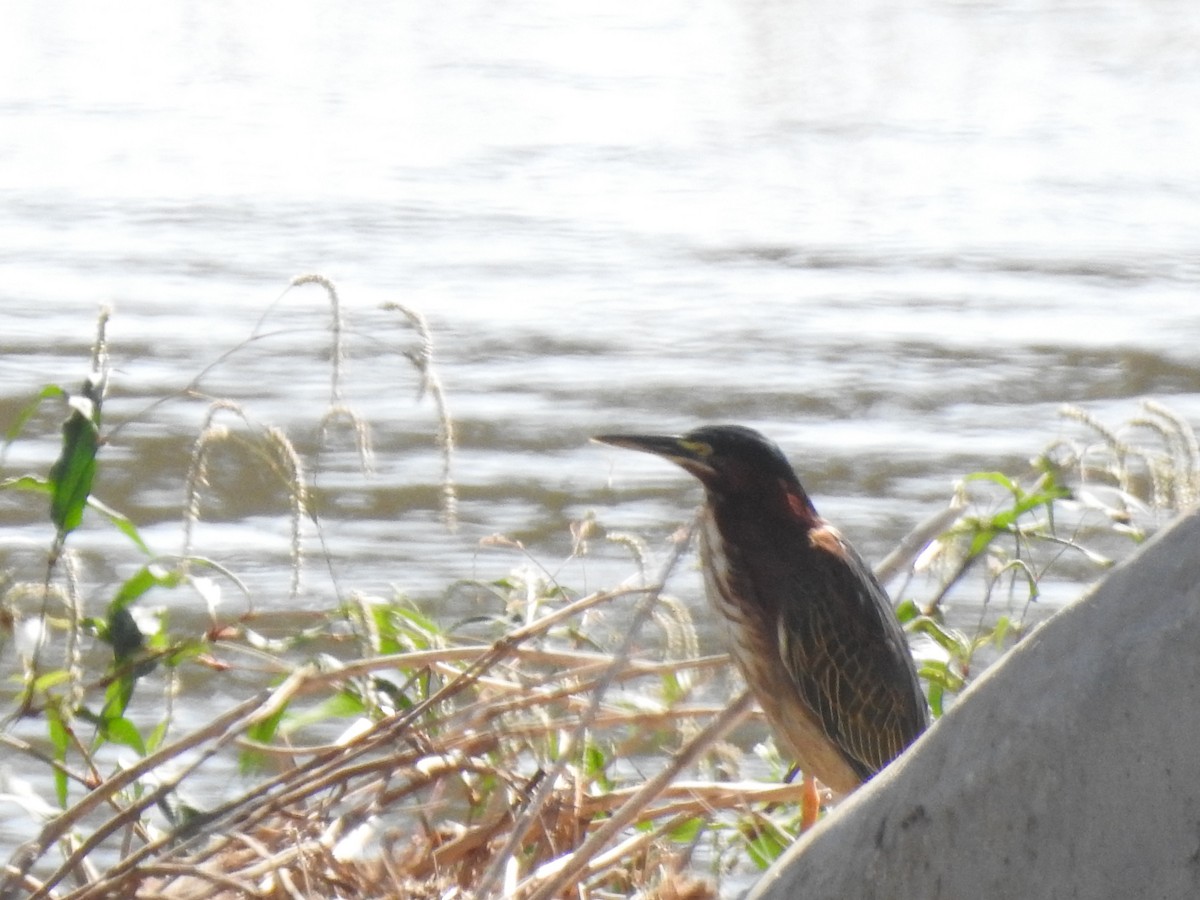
[{"left": 799, "top": 772, "right": 821, "bottom": 831}]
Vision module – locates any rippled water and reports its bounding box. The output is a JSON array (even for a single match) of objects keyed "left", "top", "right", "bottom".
[{"left": 2, "top": 0, "right": 1200, "bottom": 862}]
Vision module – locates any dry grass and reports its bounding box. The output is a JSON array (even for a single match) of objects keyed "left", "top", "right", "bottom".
[{"left": 2, "top": 550, "right": 802, "bottom": 900}]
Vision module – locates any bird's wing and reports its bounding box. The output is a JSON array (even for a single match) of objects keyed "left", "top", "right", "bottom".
[{"left": 776, "top": 526, "right": 928, "bottom": 778}]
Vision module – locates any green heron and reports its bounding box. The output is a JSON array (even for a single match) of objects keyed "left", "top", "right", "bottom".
[{"left": 595, "top": 425, "right": 927, "bottom": 817}]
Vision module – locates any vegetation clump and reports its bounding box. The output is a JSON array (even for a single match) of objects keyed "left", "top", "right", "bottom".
[{"left": 0, "top": 283, "right": 1191, "bottom": 898}]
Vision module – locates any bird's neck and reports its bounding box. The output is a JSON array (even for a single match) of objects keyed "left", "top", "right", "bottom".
[{"left": 708, "top": 478, "right": 821, "bottom": 530}]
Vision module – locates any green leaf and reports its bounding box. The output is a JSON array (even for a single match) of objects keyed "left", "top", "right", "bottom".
[
  {"left": 101, "top": 715, "right": 147, "bottom": 755},
  {"left": 88, "top": 496, "right": 152, "bottom": 555},
  {"left": 372, "top": 676, "right": 413, "bottom": 711},
  {"left": 163, "top": 640, "right": 207, "bottom": 668},
  {"left": 280, "top": 690, "right": 367, "bottom": 735},
  {"left": 927, "top": 680, "right": 945, "bottom": 718},
  {"left": 247, "top": 698, "right": 289, "bottom": 746},
  {"left": 32, "top": 669, "right": 71, "bottom": 692},
  {"left": 145, "top": 719, "right": 170, "bottom": 754},
  {"left": 918, "top": 659, "right": 966, "bottom": 696},
  {"left": 583, "top": 740, "right": 612, "bottom": 792},
  {"left": 894, "top": 597, "right": 921, "bottom": 625},
  {"left": 908, "top": 616, "right": 970, "bottom": 656},
  {"left": 46, "top": 705, "right": 70, "bottom": 808},
  {"left": 666, "top": 816, "right": 704, "bottom": 844},
  {"left": 990, "top": 615, "right": 1014, "bottom": 647},
  {"left": 393, "top": 604, "right": 441, "bottom": 638},
  {"left": 110, "top": 565, "right": 184, "bottom": 615},
  {"left": 0, "top": 474, "right": 52, "bottom": 495},
  {"left": 379, "top": 602, "right": 445, "bottom": 652},
  {"left": 963, "top": 471, "right": 1019, "bottom": 493},
  {"left": 3, "top": 384, "right": 65, "bottom": 446},
  {"left": 959, "top": 470, "right": 1072, "bottom": 560},
  {"left": 108, "top": 607, "right": 146, "bottom": 661},
  {"left": 241, "top": 695, "right": 294, "bottom": 774},
  {"left": 48, "top": 389, "right": 102, "bottom": 535},
  {"left": 583, "top": 741, "right": 606, "bottom": 775},
  {"left": 742, "top": 816, "right": 792, "bottom": 869},
  {"left": 102, "top": 672, "right": 136, "bottom": 722},
  {"left": 965, "top": 524, "right": 1000, "bottom": 559},
  {"left": 659, "top": 669, "right": 685, "bottom": 704}
]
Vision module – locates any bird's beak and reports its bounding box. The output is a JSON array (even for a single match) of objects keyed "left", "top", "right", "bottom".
[{"left": 592, "top": 433, "right": 716, "bottom": 477}]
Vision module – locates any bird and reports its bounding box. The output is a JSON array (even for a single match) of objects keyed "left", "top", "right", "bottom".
[{"left": 594, "top": 424, "right": 928, "bottom": 823}]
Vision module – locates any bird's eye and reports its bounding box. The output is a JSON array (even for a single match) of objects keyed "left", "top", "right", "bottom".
[{"left": 679, "top": 440, "right": 713, "bottom": 458}]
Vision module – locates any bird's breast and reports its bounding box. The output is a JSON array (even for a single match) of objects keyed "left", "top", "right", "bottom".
[
  {"left": 697, "top": 508, "right": 750, "bottom": 623},
  {"left": 696, "top": 507, "right": 776, "bottom": 661}
]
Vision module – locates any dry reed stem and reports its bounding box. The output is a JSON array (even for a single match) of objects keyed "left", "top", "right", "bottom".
[
  {"left": 875, "top": 497, "right": 967, "bottom": 585},
  {"left": 381, "top": 301, "right": 458, "bottom": 530}
]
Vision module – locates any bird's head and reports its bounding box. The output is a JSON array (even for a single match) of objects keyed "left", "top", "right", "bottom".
[{"left": 594, "top": 424, "right": 816, "bottom": 519}]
